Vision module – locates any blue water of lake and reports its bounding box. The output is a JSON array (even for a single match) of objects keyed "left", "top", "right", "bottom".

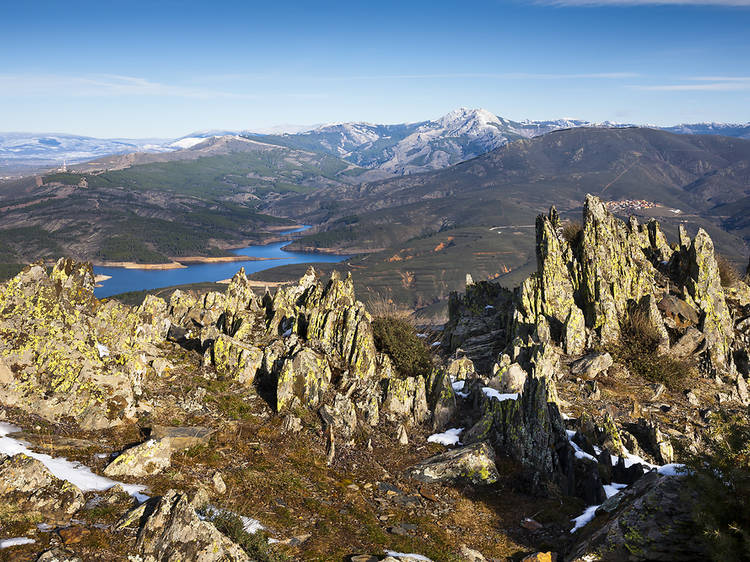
[{"left": 93, "top": 227, "right": 348, "bottom": 298}]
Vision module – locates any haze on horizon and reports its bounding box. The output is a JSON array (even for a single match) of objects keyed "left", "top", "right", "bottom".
[{"left": 2, "top": 0, "right": 749, "bottom": 138}]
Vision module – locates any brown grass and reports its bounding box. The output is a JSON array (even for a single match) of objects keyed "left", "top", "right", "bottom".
[
  {"left": 611, "top": 308, "right": 696, "bottom": 391},
  {"left": 716, "top": 254, "right": 742, "bottom": 288}
]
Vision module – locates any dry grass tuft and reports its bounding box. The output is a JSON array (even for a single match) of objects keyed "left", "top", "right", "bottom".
[
  {"left": 716, "top": 254, "right": 742, "bottom": 288},
  {"left": 561, "top": 220, "right": 583, "bottom": 245},
  {"left": 366, "top": 293, "right": 413, "bottom": 323}
]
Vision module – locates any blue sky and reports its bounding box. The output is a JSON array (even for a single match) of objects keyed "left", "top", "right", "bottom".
[{"left": 1, "top": 0, "right": 749, "bottom": 137}]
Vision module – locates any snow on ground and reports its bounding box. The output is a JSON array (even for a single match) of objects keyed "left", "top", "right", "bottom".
[
  {"left": 0, "top": 423, "right": 148, "bottom": 502},
  {"left": 0, "top": 537, "right": 35, "bottom": 549},
  {"left": 427, "top": 428, "right": 463, "bottom": 446},
  {"left": 482, "top": 388, "right": 518, "bottom": 402},
  {"left": 567, "top": 437, "right": 688, "bottom": 532},
  {"left": 385, "top": 551, "right": 433, "bottom": 561},
  {"left": 170, "top": 137, "right": 209, "bottom": 149},
  {"left": 96, "top": 343, "right": 109, "bottom": 358},
  {"left": 570, "top": 505, "right": 600, "bottom": 533}
]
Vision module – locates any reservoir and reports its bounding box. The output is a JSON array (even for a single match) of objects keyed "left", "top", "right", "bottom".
[{"left": 93, "top": 227, "right": 349, "bottom": 298}]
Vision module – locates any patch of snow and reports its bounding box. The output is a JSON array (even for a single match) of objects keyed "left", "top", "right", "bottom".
[
  {"left": 96, "top": 343, "right": 110, "bottom": 358},
  {"left": 482, "top": 388, "right": 518, "bottom": 402},
  {"left": 451, "top": 380, "right": 470, "bottom": 398},
  {"left": 570, "top": 505, "right": 600, "bottom": 533},
  {"left": 0, "top": 422, "right": 148, "bottom": 502},
  {"left": 416, "top": 333, "right": 428, "bottom": 338},
  {"left": 485, "top": 305, "right": 495, "bottom": 310},
  {"left": 240, "top": 515, "right": 265, "bottom": 534},
  {"left": 282, "top": 328, "right": 292, "bottom": 337},
  {"left": 385, "top": 551, "right": 433, "bottom": 562},
  {"left": 430, "top": 342, "right": 440, "bottom": 347},
  {"left": 0, "top": 537, "right": 35, "bottom": 548},
  {"left": 566, "top": 430, "right": 598, "bottom": 462},
  {"left": 610, "top": 449, "right": 657, "bottom": 470},
  {"left": 657, "top": 463, "right": 687, "bottom": 476},
  {"left": 427, "top": 428, "right": 463, "bottom": 446},
  {"left": 603, "top": 483, "right": 628, "bottom": 498}
]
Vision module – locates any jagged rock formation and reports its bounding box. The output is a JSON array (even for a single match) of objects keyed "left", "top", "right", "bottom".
[{"left": 442, "top": 193, "right": 750, "bottom": 499}]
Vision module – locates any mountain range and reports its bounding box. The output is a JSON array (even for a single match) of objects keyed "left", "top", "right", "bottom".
[{"left": 3, "top": 108, "right": 750, "bottom": 176}]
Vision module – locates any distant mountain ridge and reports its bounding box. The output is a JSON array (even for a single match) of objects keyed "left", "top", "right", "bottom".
[{"left": 2, "top": 110, "right": 749, "bottom": 175}]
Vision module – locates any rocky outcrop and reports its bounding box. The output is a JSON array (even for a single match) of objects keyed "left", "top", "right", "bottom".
[
  {"left": 0, "top": 453, "right": 84, "bottom": 524},
  {"left": 567, "top": 472, "right": 705, "bottom": 561},
  {"left": 0, "top": 260, "right": 166, "bottom": 429}
]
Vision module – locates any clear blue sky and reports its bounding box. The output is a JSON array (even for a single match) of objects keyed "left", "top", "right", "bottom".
[{"left": 2, "top": 0, "right": 749, "bottom": 137}]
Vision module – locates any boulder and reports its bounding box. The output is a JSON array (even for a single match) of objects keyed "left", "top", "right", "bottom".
[
  {"left": 135, "top": 490, "right": 250, "bottom": 562},
  {"left": 0, "top": 453, "right": 84, "bottom": 524},
  {"left": 104, "top": 438, "right": 173, "bottom": 478},
  {"left": 569, "top": 352, "right": 613, "bottom": 380},
  {"left": 408, "top": 441, "right": 499, "bottom": 485},
  {"left": 36, "top": 549, "right": 83, "bottom": 562}
]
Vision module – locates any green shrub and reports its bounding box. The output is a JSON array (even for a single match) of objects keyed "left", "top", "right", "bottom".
[
  {"left": 372, "top": 315, "right": 433, "bottom": 379},
  {"left": 203, "top": 509, "right": 287, "bottom": 561},
  {"left": 684, "top": 410, "right": 750, "bottom": 561},
  {"left": 611, "top": 309, "right": 695, "bottom": 390}
]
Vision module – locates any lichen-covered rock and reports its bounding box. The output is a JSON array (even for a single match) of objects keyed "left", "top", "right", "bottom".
[
  {"left": 36, "top": 548, "right": 83, "bottom": 562},
  {"left": 683, "top": 229, "right": 734, "bottom": 370},
  {"left": 276, "top": 347, "right": 332, "bottom": 414},
  {"left": 0, "top": 453, "right": 84, "bottom": 524},
  {"left": 426, "top": 368, "right": 456, "bottom": 431},
  {"left": 579, "top": 196, "right": 658, "bottom": 345},
  {"left": 0, "top": 260, "right": 162, "bottom": 430},
  {"left": 104, "top": 438, "right": 173, "bottom": 478},
  {"left": 135, "top": 490, "right": 250, "bottom": 562},
  {"left": 563, "top": 306, "right": 586, "bottom": 356},
  {"left": 408, "top": 441, "right": 499, "bottom": 485},
  {"left": 381, "top": 376, "right": 429, "bottom": 424},
  {"left": 319, "top": 393, "right": 358, "bottom": 440},
  {"left": 205, "top": 334, "right": 263, "bottom": 385},
  {"left": 482, "top": 374, "right": 573, "bottom": 493},
  {"left": 568, "top": 472, "right": 704, "bottom": 561}
]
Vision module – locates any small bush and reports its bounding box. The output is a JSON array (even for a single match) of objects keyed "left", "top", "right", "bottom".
[
  {"left": 561, "top": 220, "right": 583, "bottom": 245},
  {"left": 372, "top": 315, "right": 433, "bottom": 379},
  {"left": 611, "top": 309, "right": 695, "bottom": 390},
  {"left": 684, "top": 410, "right": 750, "bottom": 561},
  {"left": 203, "top": 509, "right": 287, "bottom": 562},
  {"left": 716, "top": 255, "right": 741, "bottom": 288}
]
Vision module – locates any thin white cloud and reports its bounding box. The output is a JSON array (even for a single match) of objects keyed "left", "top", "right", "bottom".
[
  {"left": 538, "top": 0, "right": 750, "bottom": 6},
  {"left": 0, "top": 74, "right": 254, "bottom": 99},
  {"left": 633, "top": 82, "right": 750, "bottom": 91},
  {"left": 323, "top": 72, "right": 639, "bottom": 80}
]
